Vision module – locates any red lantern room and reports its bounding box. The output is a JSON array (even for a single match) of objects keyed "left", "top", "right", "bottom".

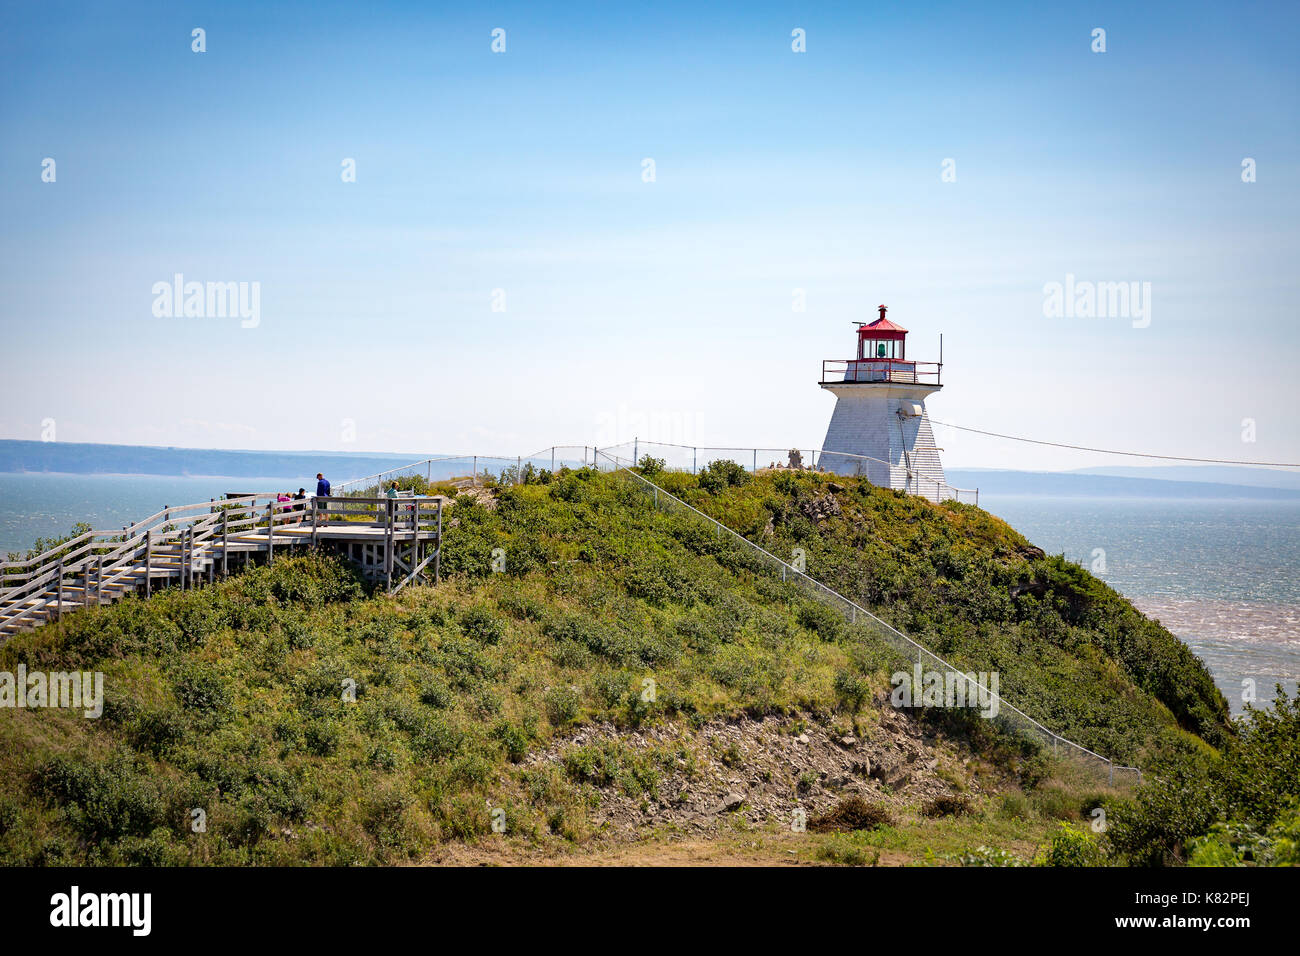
[
  {"left": 856, "top": 304, "right": 908, "bottom": 361},
  {"left": 819, "top": 304, "right": 942, "bottom": 386}
]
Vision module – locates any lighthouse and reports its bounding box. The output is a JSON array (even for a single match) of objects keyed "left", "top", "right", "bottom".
[{"left": 819, "top": 306, "right": 953, "bottom": 501}]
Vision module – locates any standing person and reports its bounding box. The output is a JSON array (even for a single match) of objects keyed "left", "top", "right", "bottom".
[
  {"left": 316, "top": 473, "right": 331, "bottom": 523},
  {"left": 386, "top": 480, "right": 399, "bottom": 525}
]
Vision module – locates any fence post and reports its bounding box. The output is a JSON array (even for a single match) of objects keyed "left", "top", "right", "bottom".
[
  {"left": 311, "top": 498, "right": 319, "bottom": 546},
  {"left": 517, "top": 456, "right": 522, "bottom": 485},
  {"left": 551, "top": 447, "right": 555, "bottom": 472},
  {"left": 633, "top": 437, "right": 638, "bottom": 467},
  {"left": 753, "top": 449, "right": 757, "bottom": 472},
  {"left": 56, "top": 558, "right": 64, "bottom": 621},
  {"left": 473, "top": 456, "right": 477, "bottom": 485},
  {"left": 96, "top": 556, "right": 103, "bottom": 604},
  {"left": 83, "top": 562, "right": 91, "bottom": 608},
  {"left": 221, "top": 509, "right": 229, "bottom": 575},
  {"left": 266, "top": 505, "right": 274, "bottom": 564},
  {"left": 145, "top": 531, "right": 152, "bottom": 597},
  {"left": 693, "top": 447, "right": 697, "bottom": 474}
]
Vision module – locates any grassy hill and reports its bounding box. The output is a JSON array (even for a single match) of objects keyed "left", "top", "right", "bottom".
[{"left": 0, "top": 465, "right": 1252, "bottom": 866}]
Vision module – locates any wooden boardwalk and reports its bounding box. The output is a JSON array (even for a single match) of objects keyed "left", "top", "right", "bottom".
[{"left": 0, "top": 494, "right": 442, "bottom": 642}]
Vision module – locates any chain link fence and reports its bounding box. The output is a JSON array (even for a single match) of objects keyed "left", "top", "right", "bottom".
[{"left": 589, "top": 439, "right": 977, "bottom": 504}]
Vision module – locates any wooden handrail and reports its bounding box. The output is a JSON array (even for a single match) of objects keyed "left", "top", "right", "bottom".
[{"left": 2, "top": 492, "right": 443, "bottom": 639}]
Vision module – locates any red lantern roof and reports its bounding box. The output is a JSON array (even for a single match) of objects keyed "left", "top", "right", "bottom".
[{"left": 857, "top": 305, "right": 907, "bottom": 340}]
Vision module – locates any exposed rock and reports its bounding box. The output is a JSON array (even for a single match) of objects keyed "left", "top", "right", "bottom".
[
  {"left": 800, "top": 493, "right": 842, "bottom": 524},
  {"left": 527, "top": 707, "right": 990, "bottom": 839},
  {"left": 715, "top": 792, "right": 746, "bottom": 813}
]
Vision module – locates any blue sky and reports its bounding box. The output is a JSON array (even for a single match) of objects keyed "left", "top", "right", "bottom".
[{"left": 1, "top": 0, "right": 1297, "bottom": 469}]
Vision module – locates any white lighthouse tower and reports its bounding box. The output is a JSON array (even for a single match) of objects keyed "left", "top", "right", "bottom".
[{"left": 819, "top": 305, "right": 954, "bottom": 501}]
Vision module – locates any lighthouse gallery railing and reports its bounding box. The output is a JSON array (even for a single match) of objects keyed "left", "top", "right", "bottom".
[{"left": 821, "top": 358, "right": 942, "bottom": 386}]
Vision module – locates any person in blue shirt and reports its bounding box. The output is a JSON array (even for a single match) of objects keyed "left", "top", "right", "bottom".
[{"left": 315, "top": 473, "right": 331, "bottom": 522}]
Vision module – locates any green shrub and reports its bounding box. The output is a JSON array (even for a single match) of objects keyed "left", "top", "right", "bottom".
[
  {"left": 544, "top": 685, "right": 582, "bottom": 726},
  {"left": 459, "top": 605, "right": 506, "bottom": 645},
  {"left": 698, "top": 459, "right": 751, "bottom": 494},
  {"left": 833, "top": 669, "right": 870, "bottom": 712},
  {"left": 1037, "top": 822, "right": 1105, "bottom": 867}
]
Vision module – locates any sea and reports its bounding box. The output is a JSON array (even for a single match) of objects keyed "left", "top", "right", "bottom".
[
  {"left": 979, "top": 495, "right": 1300, "bottom": 714},
  {"left": 2, "top": 474, "right": 1296, "bottom": 714}
]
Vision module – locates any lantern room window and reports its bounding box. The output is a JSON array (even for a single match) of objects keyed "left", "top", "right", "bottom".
[{"left": 859, "top": 338, "right": 901, "bottom": 360}]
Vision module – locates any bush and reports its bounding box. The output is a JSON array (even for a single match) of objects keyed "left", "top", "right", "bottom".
[
  {"left": 544, "top": 685, "right": 582, "bottom": 726},
  {"left": 698, "top": 459, "right": 751, "bottom": 494},
  {"left": 808, "top": 796, "right": 892, "bottom": 833},
  {"left": 638, "top": 456, "right": 666, "bottom": 476},
  {"left": 459, "top": 605, "right": 506, "bottom": 645},
  {"left": 1037, "top": 822, "right": 1106, "bottom": 867},
  {"left": 34, "top": 753, "right": 168, "bottom": 841},
  {"left": 922, "top": 794, "right": 973, "bottom": 817},
  {"left": 833, "top": 670, "right": 870, "bottom": 712}
]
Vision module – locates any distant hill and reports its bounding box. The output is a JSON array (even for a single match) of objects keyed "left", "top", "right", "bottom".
[
  {"left": 945, "top": 468, "right": 1300, "bottom": 500},
  {"left": 0, "top": 440, "right": 428, "bottom": 481},
  {"left": 1071, "top": 464, "right": 1300, "bottom": 492}
]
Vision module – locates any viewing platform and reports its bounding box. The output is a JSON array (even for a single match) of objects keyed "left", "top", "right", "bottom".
[{"left": 0, "top": 493, "right": 444, "bottom": 641}]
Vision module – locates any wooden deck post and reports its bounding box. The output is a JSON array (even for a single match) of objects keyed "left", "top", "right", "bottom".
[
  {"left": 266, "top": 504, "right": 274, "bottom": 563},
  {"left": 95, "top": 556, "right": 103, "bottom": 605},
  {"left": 221, "top": 508, "right": 229, "bottom": 576},
  {"left": 56, "top": 558, "right": 64, "bottom": 621},
  {"left": 435, "top": 499, "right": 442, "bottom": 585},
  {"left": 385, "top": 499, "right": 394, "bottom": 592},
  {"left": 311, "top": 498, "right": 319, "bottom": 547},
  {"left": 83, "top": 563, "right": 91, "bottom": 608},
  {"left": 145, "top": 530, "right": 152, "bottom": 597}
]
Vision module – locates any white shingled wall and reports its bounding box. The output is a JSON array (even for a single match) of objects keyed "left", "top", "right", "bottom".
[{"left": 819, "top": 382, "right": 955, "bottom": 502}]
